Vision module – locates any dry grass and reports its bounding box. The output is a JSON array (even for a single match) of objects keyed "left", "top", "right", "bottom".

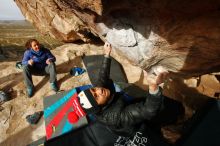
[{"left": 0, "top": 20, "right": 63, "bottom": 61}]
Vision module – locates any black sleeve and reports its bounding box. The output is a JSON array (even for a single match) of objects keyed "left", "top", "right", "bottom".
[
  {"left": 97, "top": 87, "right": 164, "bottom": 127},
  {"left": 95, "top": 56, "right": 111, "bottom": 87}
]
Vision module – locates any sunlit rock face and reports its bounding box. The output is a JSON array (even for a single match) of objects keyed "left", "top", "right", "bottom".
[{"left": 15, "top": 0, "right": 220, "bottom": 76}]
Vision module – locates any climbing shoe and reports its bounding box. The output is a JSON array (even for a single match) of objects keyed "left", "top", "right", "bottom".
[
  {"left": 51, "top": 82, "right": 58, "bottom": 92},
  {"left": 0, "top": 91, "right": 10, "bottom": 103},
  {"left": 27, "top": 87, "right": 34, "bottom": 98}
]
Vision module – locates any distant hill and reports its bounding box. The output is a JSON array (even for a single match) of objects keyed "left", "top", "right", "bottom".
[
  {"left": 0, "top": 20, "right": 33, "bottom": 29},
  {"left": 0, "top": 20, "right": 63, "bottom": 61}
]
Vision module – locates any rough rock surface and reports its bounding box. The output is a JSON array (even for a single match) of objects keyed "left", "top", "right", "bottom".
[{"left": 15, "top": 0, "right": 220, "bottom": 76}]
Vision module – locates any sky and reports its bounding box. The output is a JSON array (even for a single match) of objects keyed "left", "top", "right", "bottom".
[{"left": 0, "top": 0, "right": 25, "bottom": 20}]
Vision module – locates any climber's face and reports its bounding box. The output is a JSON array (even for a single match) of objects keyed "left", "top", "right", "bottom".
[
  {"left": 31, "top": 41, "right": 40, "bottom": 52},
  {"left": 89, "top": 87, "right": 111, "bottom": 105}
]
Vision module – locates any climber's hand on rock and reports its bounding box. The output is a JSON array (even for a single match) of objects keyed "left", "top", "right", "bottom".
[
  {"left": 143, "top": 69, "right": 168, "bottom": 93},
  {"left": 104, "top": 42, "right": 112, "bottom": 57}
]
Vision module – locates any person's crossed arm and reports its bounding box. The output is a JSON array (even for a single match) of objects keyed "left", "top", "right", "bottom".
[{"left": 45, "top": 49, "right": 56, "bottom": 65}]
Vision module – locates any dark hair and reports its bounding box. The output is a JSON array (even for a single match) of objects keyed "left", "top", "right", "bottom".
[{"left": 25, "top": 39, "right": 39, "bottom": 50}]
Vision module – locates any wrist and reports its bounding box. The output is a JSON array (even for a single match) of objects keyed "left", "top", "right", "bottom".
[
  {"left": 149, "top": 84, "right": 159, "bottom": 94},
  {"left": 104, "top": 54, "right": 110, "bottom": 58}
]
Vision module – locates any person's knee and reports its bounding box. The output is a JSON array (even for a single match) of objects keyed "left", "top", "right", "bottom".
[
  {"left": 48, "top": 62, "right": 57, "bottom": 73},
  {"left": 22, "top": 65, "right": 31, "bottom": 72},
  {"left": 48, "top": 62, "right": 56, "bottom": 68}
]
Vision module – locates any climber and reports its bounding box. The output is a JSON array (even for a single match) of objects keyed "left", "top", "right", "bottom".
[
  {"left": 22, "top": 39, "right": 58, "bottom": 97},
  {"left": 80, "top": 41, "right": 166, "bottom": 117},
  {"left": 75, "top": 42, "right": 184, "bottom": 146},
  {"left": 45, "top": 42, "right": 184, "bottom": 146}
]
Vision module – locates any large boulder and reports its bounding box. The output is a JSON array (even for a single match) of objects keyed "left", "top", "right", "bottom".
[{"left": 15, "top": 0, "right": 220, "bottom": 76}]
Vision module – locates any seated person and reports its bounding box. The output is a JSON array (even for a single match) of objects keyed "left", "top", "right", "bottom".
[
  {"left": 22, "top": 39, "right": 58, "bottom": 97},
  {"left": 78, "top": 42, "right": 174, "bottom": 144}
]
